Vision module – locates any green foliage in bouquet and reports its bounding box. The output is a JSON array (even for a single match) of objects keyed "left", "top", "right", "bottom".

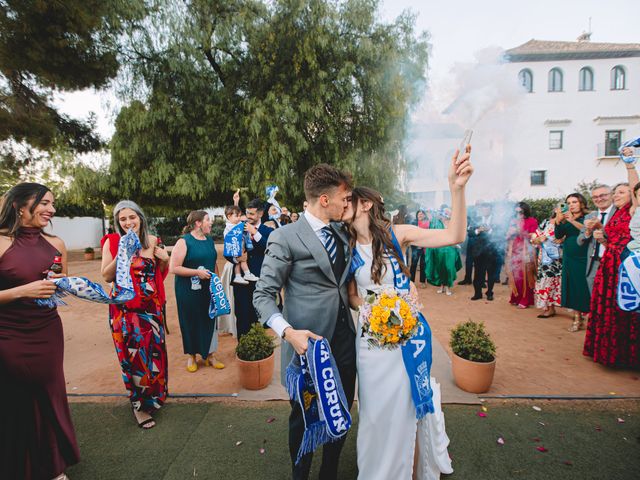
[
  {"left": 236, "top": 323, "right": 276, "bottom": 362},
  {"left": 450, "top": 320, "right": 496, "bottom": 363}
]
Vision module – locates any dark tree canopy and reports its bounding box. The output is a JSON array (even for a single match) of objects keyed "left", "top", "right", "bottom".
[
  {"left": 108, "top": 0, "right": 429, "bottom": 208},
  {"left": 0, "top": 0, "right": 146, "bottom": 153}
]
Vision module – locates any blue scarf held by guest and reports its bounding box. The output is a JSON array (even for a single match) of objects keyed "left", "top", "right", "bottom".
[
  {"left": 285, "top": 338, "right": 352, "bottom": 465},
  {"left": 618, "top": 251, "right": 640, "bottom": 311},
  {"left": 36, "top": 229, "right": 142, "bottom": 308},
  {"left": 207, "top": 270, "right": 231, "bottom": 318},
  {"left": 224, "top": 222, "right": 245, "bottom": 257}
]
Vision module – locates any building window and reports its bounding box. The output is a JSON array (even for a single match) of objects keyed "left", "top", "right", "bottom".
[
  {"left": 611, "top": 66, "right": 626, "bottom": 90},
  {"left": 518, "top": 69, "right": 533, "bottom": 93},
  {"left": 549, "top": 130, "right": 563, "bottom": 149},
  {"left": 548, "top": 68, "right": 563, "bottom": 92},
  {"left": 531, "top": 170, "right": 546, "bottom": 186},
  {"left": 579, "top": 67, "right": 594, "bottom": 91},
  {"left": 605, "top": 130, "right": 622, "bottom": 156}
]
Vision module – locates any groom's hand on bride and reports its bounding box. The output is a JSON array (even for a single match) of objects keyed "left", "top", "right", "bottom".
[{"left": 283, "top": 327, "right": 323, "bottom": 354}]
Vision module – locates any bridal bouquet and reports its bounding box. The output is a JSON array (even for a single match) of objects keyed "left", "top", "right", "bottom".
[{"left": 359, "top": 288, "right": 420, "bottom": 349}]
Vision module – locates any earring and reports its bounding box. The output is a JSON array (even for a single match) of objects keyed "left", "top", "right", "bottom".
[{"left": 18, "top": 210, "right": 23, "bottom": 217}]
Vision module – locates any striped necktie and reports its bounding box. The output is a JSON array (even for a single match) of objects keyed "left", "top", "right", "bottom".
[{"left": 321, "top": 226, "right": 337, "bottom": 264}]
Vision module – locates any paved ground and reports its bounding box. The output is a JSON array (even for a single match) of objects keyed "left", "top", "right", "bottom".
[{"left": 60, "top": 251, "right": 640, "bottom": 400}]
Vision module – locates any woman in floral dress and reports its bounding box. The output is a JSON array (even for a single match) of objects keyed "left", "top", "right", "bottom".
[{"left": 532, "top": 215, "right": 562, "bottom": 318}]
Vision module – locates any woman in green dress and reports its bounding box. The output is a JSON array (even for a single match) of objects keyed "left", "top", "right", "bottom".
[
  {"left": 169, "top": 211, "right": 224, "bottom": 372},
  {"left": 554, "top": 193, "right": 591, "bottom": 332},
  {"left": 425, "top": 209, "right": 462, "bottom": 295}
]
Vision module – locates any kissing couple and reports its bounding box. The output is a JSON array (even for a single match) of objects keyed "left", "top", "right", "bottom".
[{"left": 254, "top": 147, "right": 473, "bottom": 480}]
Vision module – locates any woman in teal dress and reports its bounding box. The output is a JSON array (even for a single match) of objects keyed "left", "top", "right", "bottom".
[
  {"left": 169, "top": 211, "right": 223, "bottom": 372},
  {"left": 554, "top": 193, "right": 591, "bottom": 332},
  {"left": 425, "top": 209, "right": 462, "bottom": 295}
]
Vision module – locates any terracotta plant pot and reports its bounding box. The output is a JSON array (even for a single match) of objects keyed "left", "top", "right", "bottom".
[
  {"left": 451, "top": 353, "right": 496, "bottom": 394},
  {"left": 236, "top": 352, "right": 275, "bottom": 390},
  {"left": 83, "top": 252, "right": 95, "bottom": 261}
]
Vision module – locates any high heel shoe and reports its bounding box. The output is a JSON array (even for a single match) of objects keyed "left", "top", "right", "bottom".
[
  {"left": 205, "top": 356, "right": 225, "bottom": 369},
  {"left": 187, "top": 355, "right": 198, "bottom": 373},
  {"left": 568, "top": 313, "right": 583, "bottom": 332}
]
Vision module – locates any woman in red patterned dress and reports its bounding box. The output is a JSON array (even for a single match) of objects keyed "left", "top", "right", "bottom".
[
  {"left": 584, "top": 163, "right": 640, "bottom": 368},
  {"left": 101, "top": 200, "right": 170, "bottom": 428}
]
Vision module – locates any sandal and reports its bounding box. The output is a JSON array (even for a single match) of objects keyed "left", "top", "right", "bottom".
[
  {"left": 133, "top": 409, "right": 156, "bottom": 429},
  {"left": 568, "top": 313, "right": 584, "bottom": 332}
]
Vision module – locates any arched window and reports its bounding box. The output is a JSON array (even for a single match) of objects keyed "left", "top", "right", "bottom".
[
  {"left": 611, "top": 66, "right": 626, "bottom": 90},
  {"left": 548, "top": 68, "right": 563, "bottom": 92},
  {"left": 579, "top": 67, "right": 594, "bottom": 91},
  {"left": 518, "top": 69, "right": 533, "bottom": 93}
]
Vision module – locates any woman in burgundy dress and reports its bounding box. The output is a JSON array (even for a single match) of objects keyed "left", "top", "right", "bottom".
[
  {"left": 101, "top": 200, "right": 169, "bottom": 429},
  {"left": 584, "top": 179, "right": 639, "bottom": 368},
  {"left": 506, "top": 202, "right": 539, "bottom": 308},
  {"left": 0, "top": 183, "right": 79, "bottom": 480}
]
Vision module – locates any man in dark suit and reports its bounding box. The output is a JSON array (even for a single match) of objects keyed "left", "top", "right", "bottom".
[
  {"left": 254, "top": 164, "right": 354, "bottom": 480},
  {"left": 229, "top": 198, "right": 274, "bottom": 338},
  {"left": 469, "top": 202, "right": 500, "bottom": 301}
]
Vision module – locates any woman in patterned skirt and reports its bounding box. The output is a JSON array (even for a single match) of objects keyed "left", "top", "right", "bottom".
[
  {"left": 532, "top": 214, "right": 562, "bottom": 318},
  {"left": 101, "top": 200, "right": 169, "bottom": 429}
]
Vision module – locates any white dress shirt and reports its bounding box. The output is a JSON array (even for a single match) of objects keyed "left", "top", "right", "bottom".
[{"left": 266, "top": 210, "right": 329, "bottom": 337}]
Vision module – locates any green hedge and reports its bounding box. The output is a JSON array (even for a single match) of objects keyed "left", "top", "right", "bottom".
[{"left": 522, "top": 197, "right": 562, "bottom": 224}]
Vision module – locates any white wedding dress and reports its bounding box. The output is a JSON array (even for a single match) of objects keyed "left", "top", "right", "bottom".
[{"left": 355, "top": 243, "right": 453, "bottom": 480}]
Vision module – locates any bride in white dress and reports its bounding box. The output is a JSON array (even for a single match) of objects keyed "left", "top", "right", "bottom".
[{"left": 345, "top": 147, "right": 473, "bottom": 479}]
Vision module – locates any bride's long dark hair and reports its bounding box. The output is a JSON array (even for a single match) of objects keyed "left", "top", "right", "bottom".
[{"left": 348, "top": 187, "right": 409, "bottom": 284}]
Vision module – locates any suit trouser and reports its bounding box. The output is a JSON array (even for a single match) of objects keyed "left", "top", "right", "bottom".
[
  {"left": 462, "top": 243, "right": 474, "bottom": 282},
  {"left": 473, "top": 251, "right": 498, "bottom": 297},
  {"left": 289, "top": 317, "right": 357, "bottom": 480},
  {"left": 410, "top": 247, "right": 426, "bottom": 283},
  {"left": 586, "top": 259, "right": 599, "bottom": 295}
]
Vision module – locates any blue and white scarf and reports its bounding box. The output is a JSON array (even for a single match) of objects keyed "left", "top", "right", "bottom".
[
  {"left": 36, "top": 230, "right": 141, "bottom": 308},
  {"left": 351, "top": 230, "right": 435, "bottom": 418},
  {"left": 285, "top": 338, "right": 352, "bottom": 465},
  {"left": 617, "top": 251, "right": 640, "bottom": 311},
  {"left": 207, "top": 271, "right": 231, "bottom": 318},
  {"left": 223, "top": 222, "right": 245, "bottom": 257},
  {"left": 388, "top": 229, "right": 435, "bottom": 419}
]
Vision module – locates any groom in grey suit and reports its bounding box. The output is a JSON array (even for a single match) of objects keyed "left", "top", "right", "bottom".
[{"left": 253, "top": 164, "right": 355, "bottom": 480}]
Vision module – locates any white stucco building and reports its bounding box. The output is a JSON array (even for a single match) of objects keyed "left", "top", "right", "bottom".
[{"left": 406, "top": 38, "right": 640, "bottom": 207}]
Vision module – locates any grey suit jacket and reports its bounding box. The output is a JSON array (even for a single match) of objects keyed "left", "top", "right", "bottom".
[
  {"left": 253, "top": 214, "right": 353, "bottom": 382},
  {"left": 577, "top": 206, "right": 617, "bottom": 275}
]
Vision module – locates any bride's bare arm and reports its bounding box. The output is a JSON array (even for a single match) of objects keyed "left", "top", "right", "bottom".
[{"left": 395, "top": 146, "right": 473, "bottom": 249}]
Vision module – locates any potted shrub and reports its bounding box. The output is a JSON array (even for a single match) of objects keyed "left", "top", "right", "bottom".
[
  {"left": 83, "top": 247, "right": 95, "bottom": 261},
  {"left": 449, "top": 320, "right": 496, "bottom": 393},
  {"left": 236, "top": 323, "right": 276, "bottom": 390}
]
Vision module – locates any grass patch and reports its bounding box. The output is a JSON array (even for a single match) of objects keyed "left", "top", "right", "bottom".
[{"left": 67, "top": 400, "right": 640, "bottom": 479}]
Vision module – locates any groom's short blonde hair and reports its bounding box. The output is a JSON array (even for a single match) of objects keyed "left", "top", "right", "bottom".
[{"left": 304, "top": 163, "right": 352, "bottom": 201}]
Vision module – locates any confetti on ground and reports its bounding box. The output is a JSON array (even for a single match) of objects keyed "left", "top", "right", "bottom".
[
  {"left": 563, "top": 460, "right": 573, "bottom": 466},
  {"left": 609, "top": 392, "right": 616, "bottom": 395},
  {"left": 514, "top": 413, "right": 519, "bottom": 416},
  {"left": 538, "top": 422, "right": 546, "bottom": 426},
  {"left": 235, "top": 441, "right": 243, "bottom": 447},
  {"left": 477, "top": 412, "right": 487, "bottom": 418},
  {"left": 481, "top": 406, "right": 488, "bottom": 412},
  {"left": 266, "top": 417, "right": 276, "bottom": 423},
  {"left": 617, "top": 418, "right": 625, "bottom": 424},
  {"left": 595, "top": 426, "right": 602, "bottom": 432},
  {"left": 536, "top": 446, "right": 548, "bottom": 453},
  {"left": 532, "top": 406, "right": 542, "bottom": 411},
  {"left": 631, "top": 376, "right": 639, "bottom": 381},
  {"left": 259, "top": 448, "right": 265, "bottom": 454},
  {"left": 532, "top": 437, "right": 541, "bottom": 442},
  {"left": 497, "top": 437, "right": 505, "bottom": 446}
]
